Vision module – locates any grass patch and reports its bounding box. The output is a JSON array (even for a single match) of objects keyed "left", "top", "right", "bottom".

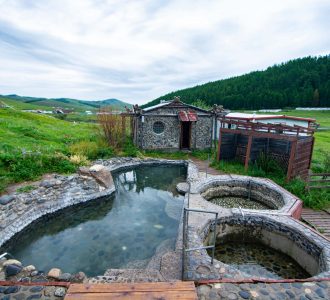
[
  {"left": 16, "top": 185, "right": 36, "bottom": 193},
  {"left": 211, "top": 159, "right": 329, "bottom": 210}
]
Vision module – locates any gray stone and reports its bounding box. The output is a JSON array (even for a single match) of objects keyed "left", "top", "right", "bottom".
[
  {"left": 54, "top": 287, "right": 66, "bottom": 297},
  {"left": 5, "top": 264, "right": 22, "bottom": 276},
  {"left": 26, "top": 295, "right": 42, "bottom": 300},
  {"left": 0, "top": 195, "right": 15, "bottom": 205},
  {"left": 30, "top": 286, "right": 43, "bottom": 293},
  {"left": 4, "top": 286, "right": 20, "bottom": 294},
  {"left": 238, "top": 290, "right": 250, "bottom": 299},
  {"left": 58, "top": 273, "right": 71, "bottom": 281}
]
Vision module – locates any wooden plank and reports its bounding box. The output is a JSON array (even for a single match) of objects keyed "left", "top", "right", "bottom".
[
  {"left": 68, "top": 282, "right": 196, "bottom": 293},
  {"left": 309, "top": 173, "right": 330, "bottom": 177},
  {"left": 244, "top": 135, "right": 253, "bottom": 171},
  {"left": 287, "top": 140, "right": 297, "bottom": 180},
  {"left": 65, "top": 291, "right": 197, "bottom": 300},
  {"left": 65, "top": 282, "right": 197, "bottom": 300},
  {"left": 220, "top": 128, "right": 297, "bottom": 141},
  {"left": 217, "top": 128, "right": 222, "bottom": 161}
]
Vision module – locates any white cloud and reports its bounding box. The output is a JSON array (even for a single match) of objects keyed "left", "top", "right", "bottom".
[{"left": 0, "top": 0, "right": 329, "bottom": 104}]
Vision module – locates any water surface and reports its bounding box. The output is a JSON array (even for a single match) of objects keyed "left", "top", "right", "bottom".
[
  {"left": 4, "top": 164, "right": 186, "bottom": 276},
  {"left": 213, "top": 241, "right": 310, "bottom": 279}
]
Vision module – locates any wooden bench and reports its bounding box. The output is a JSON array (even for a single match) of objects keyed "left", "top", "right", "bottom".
[{"left": 64, "top": 281, "right": 197, "bottom": 300}]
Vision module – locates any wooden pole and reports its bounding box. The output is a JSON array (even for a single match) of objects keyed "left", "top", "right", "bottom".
[
  {"left": 121, "top": 115, "right": 126, "bottom": 146},
  {"left": 286, "top": 139, "right": 297, "bottom": 181},
  {"left": 217, "top": 128, "right": 222, "bottom": 161},
  {"left": 244, "top": 135, "right": 253, "bottom": 171}
]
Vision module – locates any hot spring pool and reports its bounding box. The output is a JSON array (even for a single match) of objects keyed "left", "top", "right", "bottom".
[{"left": 3, "top": 164, "right": 186, "bottom": 276}]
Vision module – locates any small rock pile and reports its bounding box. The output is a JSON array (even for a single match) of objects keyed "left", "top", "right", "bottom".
[{"left": 0, "top": 257, "right": 87, "bottom": 284}]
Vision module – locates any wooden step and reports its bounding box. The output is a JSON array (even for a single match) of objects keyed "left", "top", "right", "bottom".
[{"left": 65, "top": 281, "right": 197, "bottom": 300}]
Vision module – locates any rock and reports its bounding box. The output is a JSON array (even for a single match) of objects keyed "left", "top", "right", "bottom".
[
  {"left": 23, "top": 265, "right": 36, "bottom": 272},
  {"left": 58, "top": 272, "right": 71, "bottom": 281},
  {"left": 71, "top": 271, "right": 87, "bottom": 283},
  {"left": 3, "top": 259, "right": 22, "bottom": 267},
  {"left": 0, "top": 195, "right": 15, "bottom": 205},
  {"left": 5, "top": 264, "right": 23, "bottom": 276},
  {"left": 40, "top": 180, "right": 56, "bottom": 188},
  {"left": 78, "top": 167, "right": 91, "bottom": 176},
  {"left": 0, "top": 270, "right": 5, "bottom": 280},
  {"left": 47, "top": 268, "right": 62, "bottom": 279},
  {"left": 89, "top": 165, "right": 114, "bottom": 188},
  {"left": 176, "top": 182, "right": 189, "bottom": 194},
  {"left": 54, "top": 287, "right": 66, "bottom": 297},
  {"left": 4, "top": 286, "right": 20, "bottom": 294}
]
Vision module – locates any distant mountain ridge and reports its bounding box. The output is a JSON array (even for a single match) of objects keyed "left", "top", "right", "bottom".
[
  {"left": 142, "top": 55, "right": 330, "bottom": 110},
  {"left": 0, "top": 94, "right": 132, "bottom": 111}
]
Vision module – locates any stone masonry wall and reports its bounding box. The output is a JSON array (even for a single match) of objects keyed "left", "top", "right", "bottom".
[{"left": 138, "top": 110, "right": 213, "bottom": 150}]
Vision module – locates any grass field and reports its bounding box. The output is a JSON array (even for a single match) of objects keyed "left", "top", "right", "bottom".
[
  {"left": 0, "top": 108, "right": 108, "bottom": 192},
  {"left": 0, "top": 107, "right": 329, "bottom": 209}
]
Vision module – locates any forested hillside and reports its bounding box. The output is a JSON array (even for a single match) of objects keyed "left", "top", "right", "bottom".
[{"left": 143, "top": 55, "right": 330, "bottom": 109}]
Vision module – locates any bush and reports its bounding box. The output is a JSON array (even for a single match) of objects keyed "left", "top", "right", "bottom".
[
  {"left": 122, "top": 139, "right": 141, "bottom": 157},
  {"left": 69, "top": 139, "right": 114, "bottom": 159},
  {"left": 69, "top": 140, "right": 99, "bottom": 159},
  {"left": 69, "top": 154, "right": 89, "bottom": 166},
  {"left": 0, "top": 151, "right": 77, "bottom": 183}
]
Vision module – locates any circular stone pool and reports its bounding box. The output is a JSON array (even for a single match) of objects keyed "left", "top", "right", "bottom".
[
  {"left": 199, "top": 177, "right": 291, "bottom": 211},
  {"left": 1, "top": 164, "right": 187, "bottom": 276},
  {"left": 203, "top": 215, "right": 330, "bottom": 280}
]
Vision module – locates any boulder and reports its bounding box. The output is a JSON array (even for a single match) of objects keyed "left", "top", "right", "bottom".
[
  {"left": 47, "top": 268, "right": 62, "bottom": 279},
  {"left": 89, "top": 165, "right": 114, "bottom": 188},
  {"left": 3, "top": 259, "right": 22, "bottom": 267},
  {"left": 0, "top": 195, "right": 15, "bottom": 205}
]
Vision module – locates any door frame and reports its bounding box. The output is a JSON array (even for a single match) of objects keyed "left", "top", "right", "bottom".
[{"left": 180, "top": 121, "right": 191, "bottom": 149}]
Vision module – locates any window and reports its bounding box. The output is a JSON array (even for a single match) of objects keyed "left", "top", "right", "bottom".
[{"left": 153, "top": 121, "right": 165, "bottom": 134}]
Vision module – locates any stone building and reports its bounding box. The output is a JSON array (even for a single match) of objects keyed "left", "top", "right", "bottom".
[{"left": 131, "top": 97, "right": 221, "bottom": 151}]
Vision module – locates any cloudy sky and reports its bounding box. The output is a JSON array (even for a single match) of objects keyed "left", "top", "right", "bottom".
[{"left": 0, "top": 0, "right": 329, "bottom": 104}]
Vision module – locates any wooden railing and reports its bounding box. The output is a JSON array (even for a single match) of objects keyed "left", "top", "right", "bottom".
[
  {"left": 218, "top": 118, "right": 315, "bottom": 136},
  {"left": 306, "top": 170, "right": 330, "bottom": 191}
]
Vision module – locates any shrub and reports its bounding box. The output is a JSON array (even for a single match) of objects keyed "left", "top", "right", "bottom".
[
  {"left": 69, "top": 154, "right": 89, "bottom": 166},
  {"left": 122, "top": 139, "right": 141, "bottom": 157},
  {"left": 97, "top": 107, "right": 123, "bottom": 148},
  {"left": 69, "top": 140, "right": 99, "bottom": 159},
  {"left": 0, "top": 151, "right": 76, "bottom": 182}
]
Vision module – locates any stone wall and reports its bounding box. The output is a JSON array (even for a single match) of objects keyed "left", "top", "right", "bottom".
[{"left": 137, "top": 110, "right": 213, "bottom": 150}]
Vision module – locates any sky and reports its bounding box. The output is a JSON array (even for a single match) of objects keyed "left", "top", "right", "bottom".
[{"left": 0, "top": 0, "right": 329, "bottom": 105}]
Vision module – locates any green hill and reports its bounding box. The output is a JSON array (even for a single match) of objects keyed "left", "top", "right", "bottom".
[
  {"left": 142, "top": 55, "right": 330, "bottom": 110},
  {"left": 0, "top": 94, "right": 132, "bottom": 112}
]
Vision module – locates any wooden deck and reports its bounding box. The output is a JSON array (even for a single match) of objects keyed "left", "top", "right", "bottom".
[
  {"left": 64, "top": 281, "right": 197, "bottom": 300},
  {"left": 301, "top": 208, "right": 330, "bottom": 239}
]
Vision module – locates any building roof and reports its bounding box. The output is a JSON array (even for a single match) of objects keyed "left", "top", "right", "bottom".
[
  {"left": 142, "top": 98, "right": 211, "bottom": 114},
  {"left": 225, "top": 112, "right": 315, "bottom": 122},
  {"left": 143, "top": 101, "right": 171, "bottom": 111}
]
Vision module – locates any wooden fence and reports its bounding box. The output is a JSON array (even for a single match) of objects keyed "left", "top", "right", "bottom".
[{"left": 306, "top": 170, "right": 330, "bottom": 191}]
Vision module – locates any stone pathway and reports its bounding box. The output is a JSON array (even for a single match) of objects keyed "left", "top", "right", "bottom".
[
  {"left": 197, "top": 281, "right": 330, "bottom": 299},
  {"left": 189, "top": 157, "right": 224, "bottom": 176},
  {"left": 301, "top": 208, "right": 330, "bottom": 240},
  {"left": 0, "top": 285, "right": 67, "bottom": 299}
]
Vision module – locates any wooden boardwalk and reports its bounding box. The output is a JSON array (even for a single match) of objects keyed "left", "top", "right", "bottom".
[
  {"left": 64, "top": 282, "right": 197, "bottom": 300},
  {"left": 301, "top": 208, "right": 330, "bottom": 240}
]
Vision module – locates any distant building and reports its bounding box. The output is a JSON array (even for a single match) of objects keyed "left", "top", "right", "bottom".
[{"left": 130, "top": 97, "right": 226, "bottom": 151}]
